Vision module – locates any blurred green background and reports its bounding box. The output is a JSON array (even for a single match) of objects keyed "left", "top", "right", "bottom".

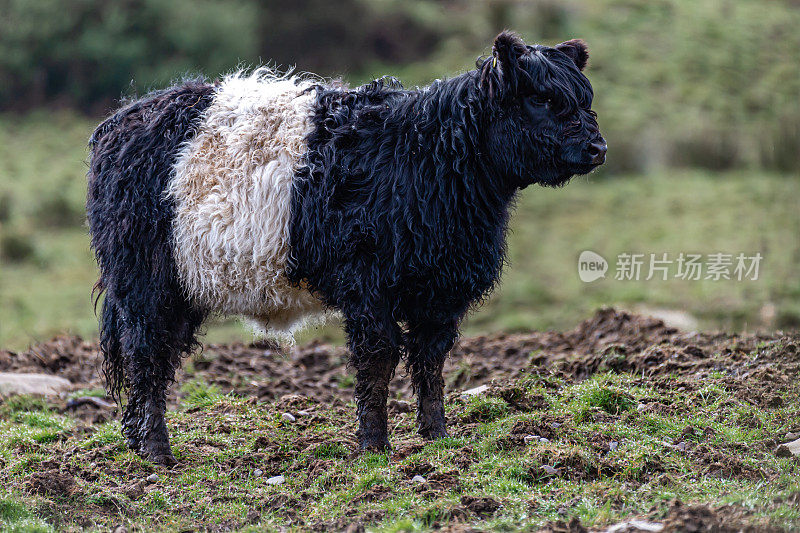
[{"left": 0, "top": 0, "right": 798, "bottom": 350}]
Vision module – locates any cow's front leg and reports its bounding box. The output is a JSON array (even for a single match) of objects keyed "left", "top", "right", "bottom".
[
  {"left": 407, "top": 321, "right": 458, "bottom": 439},
  {"left": 345, "top": 315, "right": 402, "bottom": 451}
]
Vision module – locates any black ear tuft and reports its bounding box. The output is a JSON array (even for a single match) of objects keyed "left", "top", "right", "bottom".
[
  {"left": 480, "top": 31, "right": 529, "bottom": 99},
  {"left": 555, "top": 39, "right": 589, "bottom": 70},
  {"left": 492, "top": 31, "right": 528, "bottom": 70}
]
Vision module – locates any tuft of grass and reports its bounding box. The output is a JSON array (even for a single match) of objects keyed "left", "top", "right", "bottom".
[
  {"left": 570, "top": 376, "right": 636, "bottom": 422},
  {"left": 461, "top": 396, "right": 510, "bottom": 423},
  {"left": 179, "top": 378, "right": 223, "bottom": 409},
  {"left": 0, "top": 395, "right": 50, "bottom": 417}
]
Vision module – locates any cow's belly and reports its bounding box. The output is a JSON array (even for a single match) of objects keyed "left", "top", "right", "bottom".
[{"left": 167, "top": 70, "right": 327, "bottom": 336}]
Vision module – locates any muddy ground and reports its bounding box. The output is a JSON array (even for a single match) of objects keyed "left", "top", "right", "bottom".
[
  {"left": 1, "top": 308, "right": 799, "bottom": 531},
  {"left": 4, "top": 307, "right": 796, "bottom": 409}
]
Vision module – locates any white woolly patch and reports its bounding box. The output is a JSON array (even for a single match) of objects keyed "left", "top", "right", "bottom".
[{"left": 169, "top": 69, "right": 328, "bottom": 338}]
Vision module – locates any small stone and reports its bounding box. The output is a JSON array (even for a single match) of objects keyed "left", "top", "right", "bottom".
[
  {"left": 776, "top": 437, "right": 800, "bottom": 458},
  {"left": 637, "top": 403, "right": 646, "bottom": 411},
  {"left": 542, "top": 465, "right": 560, "bottom": 475},
  {"left": 549, "top": 422, "right": 561, "bottom": 429},
  {"left": 785, "top": 432, "right": 799, "bottom": 441},
  {"left": 266, "top": 475, "right": 285, "bottom": 485},
  {"left": 461, "top": 384, "right": 489, "bottom": 397},
  {"left": 112, "top": 526, "right": 130, "bottom": 533},
  {"left": 539, "top": 437, "right": 550, "bottom": 444},
  {"left": 281, "top": 413, "right": 296, "bottom": 423},
  {"left": 676, "top": 442, "right": 687, "bottom": 452},
  {"left": 523, "top": 434, "right": 540, "bottom": 444},
  {"left": 411, "top": 475, "right": 426, "bottom": 483},
  {"left": 253, "top": 469, "right": 263, "bottom": 477},
  {"left": 605, "top": 519, "right": 664, "bottom": 532},
  {"left": 146, "top": 473, "right": 159, "bottom": 483},
  {"left": 297, "top": 410, "right": 311, "bottom": 417},
  {"left": 609, "top": 441, "right": 619, "bottom": 451}
]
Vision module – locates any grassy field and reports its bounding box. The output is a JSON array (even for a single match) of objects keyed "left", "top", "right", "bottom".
[
  {"left": 1, "top": 318, "right": 798, "bottom": 532},
  {"left": 0, "top": 113, "right": 799, "bottom": 350}
]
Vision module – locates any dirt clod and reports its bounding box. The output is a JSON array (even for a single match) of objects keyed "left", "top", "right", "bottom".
[
  {"left": 26, "top": 470, "right": 78, "bottom": 497},
  {"left": 460, "top": 495, "right": 500, "bottom": 516}
]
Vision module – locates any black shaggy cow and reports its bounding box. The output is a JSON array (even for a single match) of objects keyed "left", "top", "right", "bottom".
[{"left": 87, "top": 31, "right": 605, "bottom": 465}]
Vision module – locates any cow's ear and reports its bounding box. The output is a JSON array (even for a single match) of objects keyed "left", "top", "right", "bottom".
[
  {"left": 555, "top": 39, "right": 589, "bottom": 71},
  {"left": 481, "top": 31, "right": 528, "bottom": 99},
  {"left": 493, "top": 31, "right": 528, "bottom": 74}
]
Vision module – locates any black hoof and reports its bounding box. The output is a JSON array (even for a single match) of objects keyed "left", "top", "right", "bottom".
[
  {"left": 358, "top": 437, "right": 391, "bottom": 453},
  {"left": 147, "top": 452, "right": 177, "bottom": 467},
  {"left": 418, "top": 425, "right": 449, "bottom": 440},
  {"left": 140, "top": 438, "right": 177, "bottom": 466}
]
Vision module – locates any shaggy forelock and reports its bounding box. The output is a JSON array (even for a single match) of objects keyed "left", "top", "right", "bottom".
[
  {"left": 477, "top": 44, "right": 594, "bottom": 116},
  {"left": 519, "top": 45, "right": 594, "bottom": 114}
]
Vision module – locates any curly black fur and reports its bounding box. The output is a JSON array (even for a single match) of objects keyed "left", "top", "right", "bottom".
[
  {"left": 288, "top": 32, "right": 604, "bottom": 446},
  {"left": 86, "top": 79, "right": 215, "bottom": 463}
]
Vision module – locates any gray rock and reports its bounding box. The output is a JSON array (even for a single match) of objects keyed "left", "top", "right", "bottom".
[
  {"left": 609, "top": 441, "right": 619, "bottom": 452},
  {"left": 542, "top": 465, "right": 560, "bottom": 475},
  {"left": 461, "top": 384, "right": 489, "bottom": 397},
  {"left": 266, "top": 475, "right": 285, "bottom": 485},
  {"left": 146, "top": 473, "right": 159, "bottom": 483},
  {"left": 784, "top": 432, "right": 799, "bottom": 441},
  {"left": 605, "top": 519, "right": 664, "bottom": 532},
  {"left": 253, "top": 469, "right": 263, "bottom": 477},
  {"left": 0, "top": 372, "right": 72, "bottom": 397},
  {"left": 411, "top": 475, "right": 426, "bottom": 483},
  {"left": 776, "top": 437, "right": 800, "bottom": 457},
  {"left": 297, "top": 410, "right": 311, "bottom": 417},
  {"left": 524, "top": 435, "right": 550, "bottom": 444},
  {"left": 281, "top": 413, "right": 296, "bottom": 423}
]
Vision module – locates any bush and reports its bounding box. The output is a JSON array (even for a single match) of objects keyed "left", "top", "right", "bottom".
[
  {"left": 0, "top": 194, "right": 11, "bottom": 223},
  {"left": 0, "top": 231, "right": 36, "bottom": 263},
  {"left": 33, "top": 193, "right": 84, "bottom": 228}
]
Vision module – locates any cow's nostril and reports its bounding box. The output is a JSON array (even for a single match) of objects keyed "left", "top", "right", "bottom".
[{"left": 588, "top": 141, "right": 607, "bottom": 164}]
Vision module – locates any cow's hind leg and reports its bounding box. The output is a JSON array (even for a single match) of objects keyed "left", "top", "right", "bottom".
[
  {"left": 101, "top": 289, "right": 203, "bottom": 466},
  {"left": 87, "top": 80, "right": 215, "bottom": 466},
  {"left": 345, "top": 313, "right": 402, "bottom": 451},
  {"left": 406, "top": 320, "right": 458, "bottom": 440}
]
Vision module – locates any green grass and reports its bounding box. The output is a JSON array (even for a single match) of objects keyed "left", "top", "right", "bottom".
[
  {"left": 0, "top": 368, "right": 798, "bottom": 531},
  {"left": 1, "top": 114, "right": 799, "bottom": 350}
]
